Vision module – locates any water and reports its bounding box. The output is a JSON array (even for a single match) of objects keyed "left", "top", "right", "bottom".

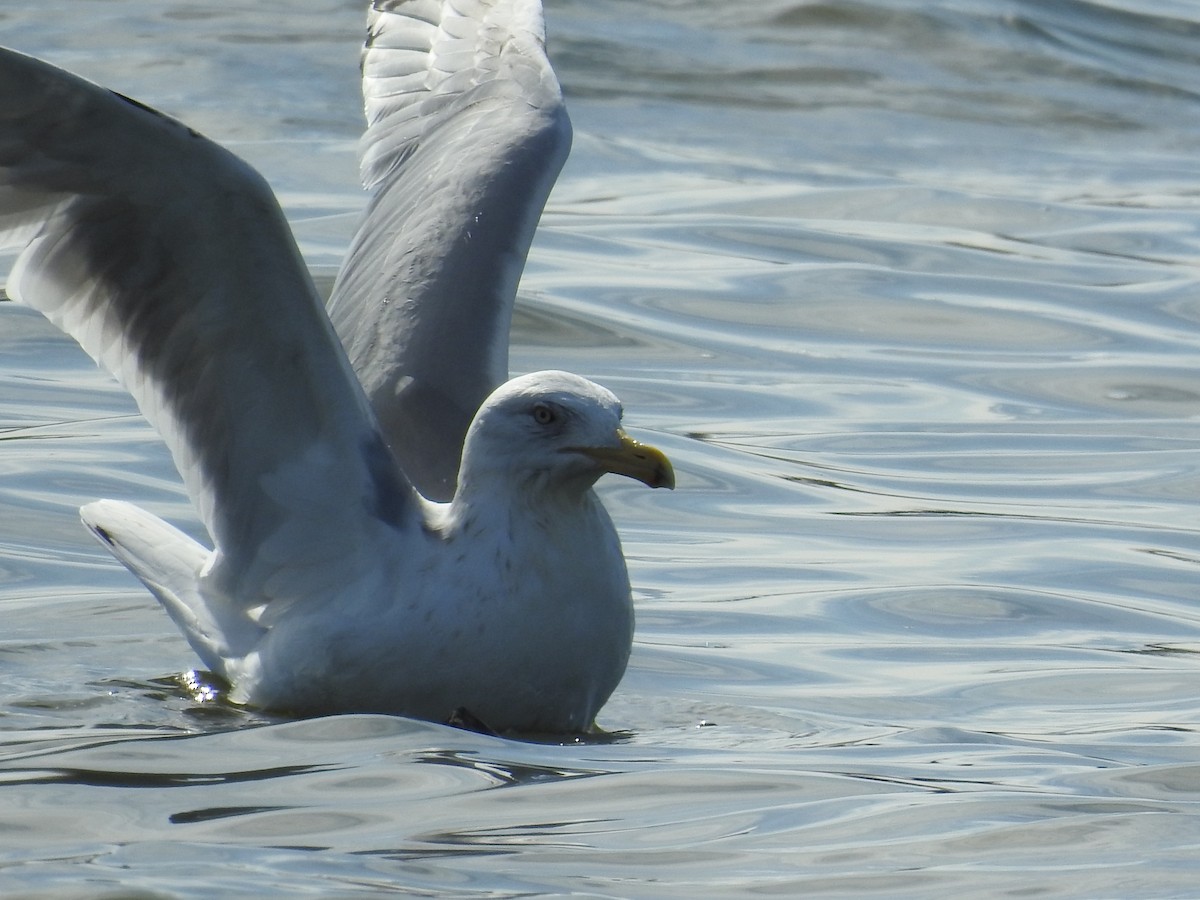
[{"left": 2, "top": 0, "right": 1200, "bottom": 894}]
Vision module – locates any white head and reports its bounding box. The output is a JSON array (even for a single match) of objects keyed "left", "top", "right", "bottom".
[{"left": 455, "top": 370, "right": 674, "bottom": 501}]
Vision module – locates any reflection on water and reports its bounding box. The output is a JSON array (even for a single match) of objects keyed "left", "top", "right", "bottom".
[{"left": 2, "top": 0, "right": 1200, "bottom": 895}]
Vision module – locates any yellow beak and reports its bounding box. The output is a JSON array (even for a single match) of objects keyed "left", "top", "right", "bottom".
[{"left": 574, "top": 429, "right": 675, "bottom": 489}]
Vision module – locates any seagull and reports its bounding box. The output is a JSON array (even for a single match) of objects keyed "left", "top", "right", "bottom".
[{"left": 0, "top": 0, "right": 674, "bottom": 734}]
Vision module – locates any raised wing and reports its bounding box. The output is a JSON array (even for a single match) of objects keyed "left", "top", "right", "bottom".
[
  {"left": 328, "top": 0, "right": 572, "bottom": 500},
  {"left": 0, "top": 48, "right": 415, "bottom": 602}
]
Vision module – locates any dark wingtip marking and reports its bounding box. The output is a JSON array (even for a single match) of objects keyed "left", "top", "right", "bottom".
[
  {"left": 362, "top": 434, "right": 410, "bottom": 528},
  {"left": 447, "top": 707, "right": 498, "bottom": 736},
  {"left": 113, "top": 90, "right": 202, "bottom": 139}
]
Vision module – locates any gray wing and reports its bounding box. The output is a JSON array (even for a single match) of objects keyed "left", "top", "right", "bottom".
[
  {"left": 328, "top": 0, "right": 572, "bottom": 500},
  {"left": 0, "top": 48, "right": 416, "bottom": 603}
]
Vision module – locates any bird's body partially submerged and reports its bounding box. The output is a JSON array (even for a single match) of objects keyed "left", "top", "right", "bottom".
[
  {"left": 0, "top": 1, "right": 673, "bottom": 734},
  {"left": 82, "top": 372, "right": 668, "bottom": 733}
]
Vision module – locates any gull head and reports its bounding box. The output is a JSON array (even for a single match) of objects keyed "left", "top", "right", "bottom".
[{"left": 456, "top": 370, "right": 675, "bottom": 500}]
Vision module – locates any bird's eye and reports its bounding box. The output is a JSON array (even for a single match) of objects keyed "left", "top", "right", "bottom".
[{"left": 531, "top": 403, "right": 557, "bottom": 426}]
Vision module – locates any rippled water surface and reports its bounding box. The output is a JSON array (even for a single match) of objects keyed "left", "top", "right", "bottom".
[{"left": 3, "top": 0, "right": 1200, "bottom": 895}]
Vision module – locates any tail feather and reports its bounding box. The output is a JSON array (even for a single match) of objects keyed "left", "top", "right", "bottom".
[{"left": 80, "top": 499, "right": 262, "bottom": 679}]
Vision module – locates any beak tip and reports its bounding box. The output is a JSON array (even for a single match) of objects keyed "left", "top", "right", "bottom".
[
  {"left": 633, "top": 443, "right": 675, "bottom": 490},
  {"left": 651, "top": 463, "right": 676, "bottom": 491}
]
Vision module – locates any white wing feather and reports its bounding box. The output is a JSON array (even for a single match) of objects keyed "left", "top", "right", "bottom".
[
  {"left": 0, "top": 48, "right": 416, "bottom": 605},
  {"left": 328, "top": 0, "right": 572, "bottom": 500}
]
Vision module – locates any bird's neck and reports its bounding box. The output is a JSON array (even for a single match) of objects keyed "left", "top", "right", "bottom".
[{"left": 447, "top": 472, "right": 598, "bottom": 535}]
